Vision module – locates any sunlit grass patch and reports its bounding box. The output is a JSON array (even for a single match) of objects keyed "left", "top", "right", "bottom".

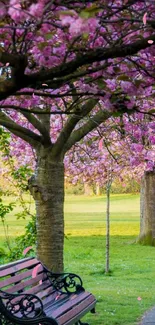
[
  {"left": 64, "top": 235, "right": 155, "bottom": 325},
  {"left": 0, "top": 194, "right": 140, "bottom": 243}
]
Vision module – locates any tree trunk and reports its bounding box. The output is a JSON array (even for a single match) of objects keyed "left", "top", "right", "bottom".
[
  {"left": 138, "top": 171, "right": 155, "bottom": 246},
  {"left": 84, "top": 182, "right": 93, "bottom": 195},
  {"left": 96, "top": 181, "right": 101, "bottom": 196},
  {"left": 29, "top": 148, "right": 64, "bottom": 272},
  {"left": 105, "top": 182, "right": 111, "bottom": 274}
]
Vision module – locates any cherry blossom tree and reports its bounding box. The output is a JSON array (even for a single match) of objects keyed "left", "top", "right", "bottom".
[
  {"left": 66, "top": 112, "right": 154, "bottom": 187},
  {"left": 0, "top": 0, "right": 155, "bottom": 271},
  {"left": 66, "top": 111, "right": 155, "bottom": 245}
]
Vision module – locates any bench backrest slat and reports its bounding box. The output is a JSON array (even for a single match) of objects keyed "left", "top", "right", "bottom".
[
  {"left": 0, "top": 257, "right": 59, "bottom": 301},
  {"left": 0, "top": 268, "right": 37, "bottom": 289},
  {"left": 5, "top": 273, "right": 46, "bottom": 294},
  {"left": 0, "top": 257, "right": 33, "bottom": 271},
  {"left": 0, "top": 257, "right": 55, "bottom": 297},
  {"left": 24, "top": 280, "right": 51, "bottom": 296},
  {"left": 0, "top": 258, "right": 39, "bottom": 278}
]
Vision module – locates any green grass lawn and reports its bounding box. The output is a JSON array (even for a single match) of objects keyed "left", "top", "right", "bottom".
[{"left": 1, "top": 194, "right": 155, "bottom": 325}]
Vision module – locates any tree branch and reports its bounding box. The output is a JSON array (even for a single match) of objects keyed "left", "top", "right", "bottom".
[
  {"left": 0, "top": 35, "right": 155, "bottom": 100},
  {"left": 63, "top": 110, "right": 113, "bottom": 153},
  {"left": 52, "top": 98, "right": 98, "bottom": 158},
  {"left": 0, "top": 111, "right": 42, "bottom": 147},
  {"left": 18, "top": 110, "right": 51, "bottom": 143},
  {"left": 27, "top": 35, "right": 155, "bottom": 84},
  {"left": 0, "top": 104, "right": 84, "bottom": 115},
  {"left": 15, "top": 90, "right": 106, "bottom": 99}
]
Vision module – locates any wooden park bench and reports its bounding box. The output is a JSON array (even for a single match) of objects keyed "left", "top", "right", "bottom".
[{"left": 0, "top": 257, "right": 96, "bottom": 325}]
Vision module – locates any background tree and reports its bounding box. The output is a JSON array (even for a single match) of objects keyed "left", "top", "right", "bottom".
[
  {"left": 0, "top": 1, "right": 155, "bottom": 271},
  {"left": 139, "top": 172, "right": 155, "bottom": 245}
]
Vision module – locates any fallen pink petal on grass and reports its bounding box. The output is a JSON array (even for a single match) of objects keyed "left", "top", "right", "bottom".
[
  {"left": 23, "top": 246, "right": 33, "bottom": 256},
  {"left": 137, "top": 297, "right": 142, "bottom": 301},
  {"left": 42, "top": 83, "right": 48, "bottom": 86},
  {"left": 148, "top": 40, "right": 154, "bottom": 44},
  {"left": 6, "top": 62, "right": 10, "bottom": 66}
]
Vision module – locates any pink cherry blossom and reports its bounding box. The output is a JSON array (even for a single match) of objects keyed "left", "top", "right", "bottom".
[{"left": 29, "top": 3, "right": 44, "bottom": 18}]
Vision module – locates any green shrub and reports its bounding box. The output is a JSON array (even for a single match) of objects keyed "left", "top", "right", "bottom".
[
  {"left": 0, "top": 247, "right": 6, "bottom": 257},
  {"left": 7, "top": 215, "right": 36, "bottom": 261},
  {"left": 65, "top": 182, "right": 84, "bottom": 195}
]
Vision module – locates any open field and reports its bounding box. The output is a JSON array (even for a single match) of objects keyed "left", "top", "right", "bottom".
[
  {"left": 0, "top": 193, "right": 140, "bottom": 239},
  {"left": 1, "top": 194, "right": 155, "bottom": 325}
]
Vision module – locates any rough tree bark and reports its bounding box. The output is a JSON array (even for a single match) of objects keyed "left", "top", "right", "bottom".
[
  {"left": 28, "top": 147, "right": 64, "bottom": 272},
  {"left": 138, "top": 171, "right": 155, "bottom": 245}
]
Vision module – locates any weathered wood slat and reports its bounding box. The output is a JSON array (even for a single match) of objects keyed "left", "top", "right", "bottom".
[
  {"left": 58, "top": 299, "right": 96, "bottom": 325},
  {"left": 0, "top": 257, "right": 34, "bottom": 271},
  {"left": 47, "top": 292, "right": 91, "bottom": 318},
  {"left": 37, "top": 285, "right": 56, "bottom": 299},
  {"left": 0, "top": 258, "right": 39, "bottom": 277},
  {"left": 44, "top": 294, "right": 69, "bottom": 313},
  {"left": 0, "top": 267, "right": 44, "bottom": 289},
  {"left": 43, "top": 292, "right": 67, "bottom": 307},
  {"left": 23, "top": 280, "right": 51, "bottom": 296},
  {"left": 6, "top": 273, "right": 46, "bottom": 293},
  {"left": 0, "top": 269, "right": 33, "bottom": 289}
]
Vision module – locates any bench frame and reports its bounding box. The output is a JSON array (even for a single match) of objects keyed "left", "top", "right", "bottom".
[{"left": 0, "top": 258, "right": 96, "bottom": 325}]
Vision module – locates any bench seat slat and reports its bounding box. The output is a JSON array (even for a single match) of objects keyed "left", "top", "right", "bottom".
[
  {"left": 58, "top": 298, "right": 96, "bottom": 325},
  {"left": 46, "top": 292, "right": 91, "bottom": 318},
  {"left": 44, "top": 294, "right": 69, "bottom": 312},
  {"left": 36, "top": 284, "right": 56, "bottom": 299}
]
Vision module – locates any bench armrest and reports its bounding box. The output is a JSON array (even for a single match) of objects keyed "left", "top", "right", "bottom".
[
  {"left": 44, "top": 268, "right": 84, "bottom": 294},
  {"left": 0, "top": 290, "right": 58, "bottom": 325}
]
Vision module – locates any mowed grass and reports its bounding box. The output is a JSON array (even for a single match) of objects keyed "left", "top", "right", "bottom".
[
  {"left": 64, "top": 194, "right": 139, "bottom": 236},
  {"left": 1, "top": 194, "right": 155, "bottom": 325}
]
